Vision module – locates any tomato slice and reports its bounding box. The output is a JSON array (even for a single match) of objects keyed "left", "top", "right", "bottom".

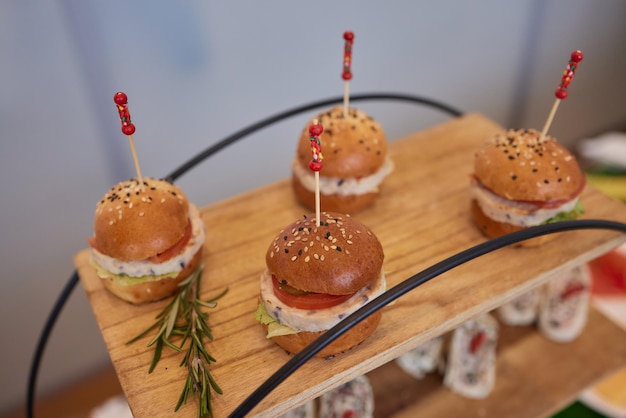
[
  {"left": 87, "top": 236, "right": 100, "bottom": 251},
  {"left": 272, "top": 275, "right": 355, "bottom": 310},
  {"left": 149, "top": 219, "right": 193, "bottom": 263}
]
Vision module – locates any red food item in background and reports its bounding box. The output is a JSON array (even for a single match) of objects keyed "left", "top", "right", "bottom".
[{"left": 588, "top": 244, "right": 626, "bottom": 296}]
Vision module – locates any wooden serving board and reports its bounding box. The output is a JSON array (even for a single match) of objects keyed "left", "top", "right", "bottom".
[{"left": 74, "top": 113, "right": 626, "bottom": 417}]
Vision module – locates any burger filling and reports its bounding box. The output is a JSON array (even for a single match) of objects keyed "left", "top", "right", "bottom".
[
  {"left": 470, "top": 178, "right": 584, "bottom": 227},
  {"left": 292, "top": 157, "right": 394, "bottom": 196},
  {"left": 255, "top": 268, "right": 386, "bottom": 337},
  {"left": 90, "top": 204, "right": 205, "bottom": 284}
]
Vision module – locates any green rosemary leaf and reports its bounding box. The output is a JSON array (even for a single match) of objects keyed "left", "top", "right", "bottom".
[
  {"left": 174, "top": 376, "right": 192, "bottom": 411},
  {"left": 126, "top": 320, "right": 161, "bottom": 344},
  {"left": 155, "top": 294, "right": 180, "bottom": 320},
  {"left": 191, "top": 331, "right": 205, "bottom": 350},
  {"left": 146, "top": 322, "right": 167, "bottom": 347},
  {"left": 204, "top": 288, "right": 229, "bottom": 304},
  {"left": 162, "top": 336, "right": 183, "bottom": 352},
  {"left": 148, "top": 337, "right": 164, "bottom": 374},
  {"left": 196, "top": 300, "right": 217, "bottom": 309},
  {"left": 207, "top": 371, "right": 223, "bottom": 395},
  {"left": 164, "top": 297, "right": 180, "bottom": 339}
]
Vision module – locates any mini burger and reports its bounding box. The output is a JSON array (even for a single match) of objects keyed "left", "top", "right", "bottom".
[
  {"left": 471, "top": 128, "right": 585, "bottom": 247},
  {"left": 255, "top": 212, "right": 386, "bottom": 357},
  {"left": 292, "top": 107, "right": 393, "bottom": 214},
  {"left": 88, "top": 178, "right": 205, "bottom": 304}
]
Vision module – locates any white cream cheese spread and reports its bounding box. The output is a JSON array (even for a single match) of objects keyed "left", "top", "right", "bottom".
[
  {"left": 292, "top": 157, "right": 394, "bottom": 196},
  {"left": 470, "top": 178, "right": 579, "bottom": 227}
]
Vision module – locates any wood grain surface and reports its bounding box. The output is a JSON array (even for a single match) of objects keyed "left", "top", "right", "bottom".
[{"left": 74, "top": 113, "right": 626, "bottom": 417}]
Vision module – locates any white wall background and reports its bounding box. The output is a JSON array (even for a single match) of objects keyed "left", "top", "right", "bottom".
[{"left": 1, "top": 0, "right": 625, "bottom": 414}]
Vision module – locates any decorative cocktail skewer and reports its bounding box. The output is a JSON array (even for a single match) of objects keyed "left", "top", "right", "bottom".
[
  {"left": 342, "top": 31, "right": 354, "bottom": 117},
  {"left": 308, "top": 120, "right": 324, "bottom": 226},
  {"left": 113, "top": 91, "right": 144, "bottom": 188},
  {"left": 539, "top": 50, "right": 584, "bottom": 141}
]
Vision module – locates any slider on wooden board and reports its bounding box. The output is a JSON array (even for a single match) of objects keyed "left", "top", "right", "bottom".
[
  {"left": 470, "top": 51, "right": 586, "bottom": 247},
  {"left": 292, "top": 31, "right": 393, "bottom": 214},
  {"left": 87, "top": 92, "right": 205, "bottom": 304}
]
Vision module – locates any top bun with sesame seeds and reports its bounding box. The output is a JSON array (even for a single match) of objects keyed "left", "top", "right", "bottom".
[
  {"left": 266, "top": 212, "right": 384, "bottom": 295},
  {"left": 474, "top": 129, "right": 584, "bottom": 202},
  {"left": 471, "top": 129, "right": 586, "bottom": 247},
  {"left": 291, "top": 106, "right": 393, "bottom": 214},
  {"left": 255, "top": 212, "right": 386, "bottom": 357},
  {"left": 93, "top": 178, "right": 190, "bottom": 261},
  {"left": 88, "top": 178, "right": 206, "bottom": 304}
]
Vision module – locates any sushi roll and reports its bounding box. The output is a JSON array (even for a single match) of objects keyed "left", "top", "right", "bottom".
[
  {"left": 538, "top": 265, "right": 591, "bottom": 343},
  {"left": 497, "top": 287, "right": 541, "bottom": 326},
  {"left": 443, "top": 313, "right": 499, "bottom": 399},
  {"left": 395, "top": 336, "right": 444, "bottom": 379},
  {"left": 319, "top": 375, "right": 374, "bottom": 418}
]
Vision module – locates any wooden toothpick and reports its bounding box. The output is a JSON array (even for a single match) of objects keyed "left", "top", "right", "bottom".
[
  {"left": 539, "top": 50, "right": 584, "bottom": 141},
  {"left": 308, "top": 119, "right": 324, "bottom": 227}
]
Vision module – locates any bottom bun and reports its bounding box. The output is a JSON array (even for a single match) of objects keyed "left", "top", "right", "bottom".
[
  {"left": 101, "top": 246, "right": 204, "bottom": 304},
  {"left": 267, "top": 310, "right": 382, "bottom": 358},
  {"left": 470, "top": 200, "right": 556, "bottom": 248},
  {"left": 292, "top": 174, "right": 379, "bottom": 214}
]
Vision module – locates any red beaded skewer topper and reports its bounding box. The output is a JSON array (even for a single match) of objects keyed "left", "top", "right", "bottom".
[
  {"left": 309, "top": 122, "right": 324, "bottom": 172},
  {"left": 342, "top": 31, "right": 354, "bottom": 81},
  {"left": 113, "top": 92, "right": 136, "bottom": 135},
  {"left": 555, "top": 50, "right": 584, "bottom": 100},
  {"left": 539, "top": 50, "right": 584, "bottom": 141},
  {"left": 113, "top": 91, "right": 143, "bottom": 186}
]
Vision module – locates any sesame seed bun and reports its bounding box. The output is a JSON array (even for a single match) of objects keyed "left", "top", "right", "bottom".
[
  {"left": 295, "top": 107, "right": 387, "bottom": 178},
  {"left": 474, "top": 129, "right": 584, "bottom": 202},
  {"left": 266, "top": 212, "right": 384, "bottom": 295},
  {"left": 263, "top": 310, "right": 382, "bottom": 358},
  {"left": 94, "top": 178, "right": 189, "bottom": 261}
]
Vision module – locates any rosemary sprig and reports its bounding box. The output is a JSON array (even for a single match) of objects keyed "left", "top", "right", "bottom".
[{"left": 128, "top": 266, "right": 227, "bottom": 418}]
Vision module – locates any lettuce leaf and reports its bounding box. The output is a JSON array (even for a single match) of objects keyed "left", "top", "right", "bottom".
[
  {"left": 91, "top": 259, "right": 178, "bottom": 285},
  {"left": 541, "top": 201, "right": 585, "bottom": 225},
  {"left": 254, "top": 302, "right": 301, "bottom": 338}
]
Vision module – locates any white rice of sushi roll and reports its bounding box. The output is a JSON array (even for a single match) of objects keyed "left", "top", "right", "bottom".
[
  {"left": 443, "top": 313, "right": 499, "bottom": 399},
  {"left": 538, "top": 265, "right": 591, "bottom": 343},
  {"left": 319, "top": 375, "right": 374, "bottom": 418},
  {"left": 497, "top": 287, "right": 541, "bottom": 326},
  {"left": 395, "top": 336, "right": 444, "bottom": 379}
]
